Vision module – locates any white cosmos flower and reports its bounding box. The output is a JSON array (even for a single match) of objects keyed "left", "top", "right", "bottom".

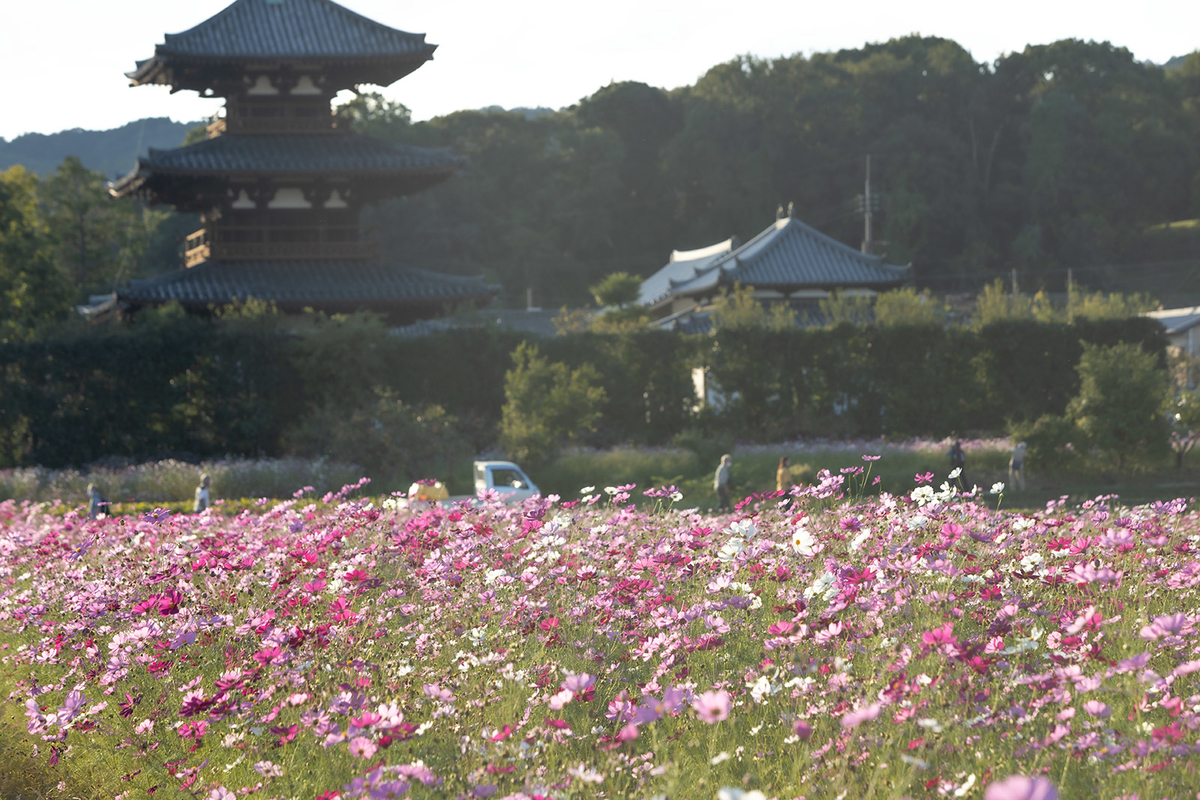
[
  {"left": 716, "top": 537, "right": 746, "bottom": 563},
  {"left": 948, "top": 467, "right": 962, "bottom": 479},
  {"left": 791, "top": 527, "right": 823, "bottom": 558},
  {"left": 990, "top": 482, "right": 1005, "bottom": 494}
]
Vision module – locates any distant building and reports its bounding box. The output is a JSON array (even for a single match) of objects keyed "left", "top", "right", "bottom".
[
  {"left": 1145, "top": 306, "right": 1200, "bottom": 386},
  {"left": 640, "top": 204, "right": 908, "bottom": 330},
  {"left": 101, "top": 0, "right": 497, "bottom": 320},
  {"left": 1145, "top": 307, "right": 1200, "bottom": 360}
]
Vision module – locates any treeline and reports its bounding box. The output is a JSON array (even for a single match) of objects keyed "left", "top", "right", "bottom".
[
  {"left": 0, "top": 311, "right": 1165, "bottom": 471},
  {"left": 0, "top": 159, "right": 187, "bottom": 343},
  {"left": 352, "top": 38, "right": 1200, "bottom": 305}
]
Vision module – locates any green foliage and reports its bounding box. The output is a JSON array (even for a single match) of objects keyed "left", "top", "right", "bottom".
[
  {"left": 285, "top": 311, "right": 389, "bottom": 411},
  {"left": 1009, "top": 414, "right": 1085, "bottom": 474},
  {"left": 972, "top": 279, "right": 1032, "bottom": 327},
  {"left": 873, "top": 288, "right": 941, "bottom": 326},
  {"left": 710, "top": 284, "right": 795, "bottom": 331},
  {"left": 499, "top": 343, "right": 606, "bottom": 465},
  {"left": 0, "top": 166, "right": 73, "bottom": 343},
  {"left": 1066, "top": 341, "right": 1171, "bottom": 472},
  {"left": 589, "top": 272, "right": 642, "bottom": 307},
  {"left": 818, "top": 291, "right": 874, "bottom": 326},
  {"left": 41, "top": 156, "right": 166, "bottom": 292},
  {"left": 334, "top": 91, "right": 412, "bottom": 139},
  {"left": 284, "top": 390, "right": 470, "bottom": 487}
]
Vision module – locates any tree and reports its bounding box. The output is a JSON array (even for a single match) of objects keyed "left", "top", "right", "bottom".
[
  {"left": 41, "top": 156, "right": 164, "bottom": 292},
  {"left": 335, "top": 91, "right": 412, "bottom": 139},
  {"left": 1066, "top": 341, "right": 1170, "bottom": 472},
  {"left": 589, "top": 272, "right": 641, "bottom": 307},
  {"left": 0, "top": 166, "right": 72, "bottom": 342},
  {"left": 499, "top": 342, "right": 605, "bottom": 465}
]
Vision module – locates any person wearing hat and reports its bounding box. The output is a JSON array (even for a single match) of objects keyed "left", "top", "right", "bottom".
[{"left": 194, "top": 473, "right": 212, "bottom": 513}]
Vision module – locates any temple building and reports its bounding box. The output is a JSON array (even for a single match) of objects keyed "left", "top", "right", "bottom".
[
  {"left": 105, "top": 0, "right": 497, "bottom": 320},
  {"left": 640, "top": 204, "right": 908, "bottom": 331}
]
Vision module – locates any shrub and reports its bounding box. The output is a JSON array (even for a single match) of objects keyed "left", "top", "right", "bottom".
[
  {"left": 1010, "top": 414, "right": 1084, "bottom": 476},
  {"left": 499, "top": 343, "right": 605, "bottom": 465},
  {"left": 1066, "top": 341, "right": 1171, "bottom": 473},
  {"left": 285, "top": 390, "right": 470, "bottom": 488}
]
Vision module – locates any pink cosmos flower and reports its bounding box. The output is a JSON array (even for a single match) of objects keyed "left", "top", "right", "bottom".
[
  {"left": 347, "top": 736, "right": 377, "bottom": 759},
  {"left": 983, "top": 775, "right": 1057, "bottom": 800},
  {"left": 692, "top": 690, "right": 731, "bottom": 723},
  {"left": 1083, "top": 700, "right": 1110, "bottom": 719},
  {"left": 840, "top": 703, "right": 881, "bottom": 729},
  {"left": 792, "top": 720, "right": 812, "bottom": 740}
]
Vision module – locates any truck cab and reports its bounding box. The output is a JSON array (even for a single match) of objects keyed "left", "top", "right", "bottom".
[{"left": 474, "top": 461, "right": 540, "bottom": 504}]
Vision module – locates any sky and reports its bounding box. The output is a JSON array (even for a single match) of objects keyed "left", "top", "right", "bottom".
[{"left": 1, "top": 0, "right": 1197, "bottom": 142}]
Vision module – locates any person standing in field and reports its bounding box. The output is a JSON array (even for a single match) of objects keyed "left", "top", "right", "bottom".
[
  {"left": 194, "top": 473, "right": 212, "bottom": 513},
  {"left": 776, "top": 456, "right": 793, "bottom": 493},
  {"left": 1009, "top": 440, "right": 1027, "bottom": 491},
  {"left": 948, "top": 440, "right": 967, "bottom": 488},
  {"left": 714, "top": 454, "right": 733, "bottom": 512},
  {"left": 87, "top": 483, "right": 107, "bottom": 519}
]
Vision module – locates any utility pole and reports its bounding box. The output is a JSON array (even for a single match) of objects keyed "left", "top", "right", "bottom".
[
  {"left": 861, "top": 154, "right": 873, "bottom": 254},
  {"left": 1067, "top": 268, "right": 1073, "bottom": 323}
]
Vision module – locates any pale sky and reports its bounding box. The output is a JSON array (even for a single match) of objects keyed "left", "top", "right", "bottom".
[{"left": 1, "top": 0, "right": 1197, "bottom": 141}]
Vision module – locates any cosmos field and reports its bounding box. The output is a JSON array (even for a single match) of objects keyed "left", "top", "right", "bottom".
[{"left": 2, "top": 466, "right": 1198, "bottom": 800}]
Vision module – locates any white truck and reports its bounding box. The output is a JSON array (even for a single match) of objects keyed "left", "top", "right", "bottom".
[{"left": 407, "top": 460, "right": 540, "bottom": 507}]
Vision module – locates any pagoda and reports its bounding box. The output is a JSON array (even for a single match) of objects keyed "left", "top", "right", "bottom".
[{"left": 109, "top": 0, "right": 497, "bottom": 320}]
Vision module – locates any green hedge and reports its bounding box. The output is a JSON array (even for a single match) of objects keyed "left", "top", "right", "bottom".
[{"left": 0, "top": 317, "right": 1167, "bottom": 467}]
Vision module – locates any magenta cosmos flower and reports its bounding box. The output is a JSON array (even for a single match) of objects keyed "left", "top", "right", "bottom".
[
  {"left": 984, "top": 776, "right": 1058, "bottom": 800},
  {"left": 692, "top": 690, "right": 731, "bottom": 723}
]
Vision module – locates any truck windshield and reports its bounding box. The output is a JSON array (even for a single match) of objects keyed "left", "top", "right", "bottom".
[{"left": 490, "top": 468, "right": 527, "bottom": 489}]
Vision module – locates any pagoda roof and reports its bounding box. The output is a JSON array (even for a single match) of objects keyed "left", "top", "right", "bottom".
[
  {"left": 128, "top": 0, "right": 436, "bottom": 87},
  {"left": 117, "top": 260, "right": 499, "bottom": 311},
  {"left": 111, "top": 134, "right": 461, "bottom": 197},
  {"left": 646, "top": 212, "right": 908, "bottom": 305}
]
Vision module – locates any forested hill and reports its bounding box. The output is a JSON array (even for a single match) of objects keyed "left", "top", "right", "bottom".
[
  {"left": 0, "top": 118, "right": 193, "bottom": 180},
  {"left": 345, "top": 38, "right": 1200, "bottom": 305}
]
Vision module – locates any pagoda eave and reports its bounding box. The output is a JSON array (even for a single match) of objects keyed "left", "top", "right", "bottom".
[{"left": 126, "top": 51, "right": 435, "bottom": 92}]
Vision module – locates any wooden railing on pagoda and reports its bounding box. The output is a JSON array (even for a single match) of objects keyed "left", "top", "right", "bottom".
[
  {"left": 205, "top": 106, "right": 344, "bottom": 138},
  {"left": 184, "top": 226, "right": 379, "bottom": 266}
]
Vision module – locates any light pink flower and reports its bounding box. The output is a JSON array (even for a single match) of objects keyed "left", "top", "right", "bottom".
[
  {"left": 347, "top": 736, "right": 377, "bottom": 759},
  {"left": 692, "top": 690, "right": 731, "bottom": 724},
  {"left": 840, "top": 703, "right": 881, "bottom": 729},
  {"left": 1083, "top": 700, "right": 1111, "bottom": 719},
  {"left": 984, "top": 775, "right": 1058, "bottom": 800}
]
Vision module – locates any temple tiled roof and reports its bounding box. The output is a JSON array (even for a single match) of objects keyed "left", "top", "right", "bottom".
[
  {"left": 110, "top": 134, "right": 461, "bottom": 197},
  {"left": 663, "top": 214, "right": 907, "bottom": 300},
  {"left": 118, "top": 260, "right": 499, "bottom": 308},
  {"left": 128, "top": 0, "right": 435, "bottom": 84},
  {"left": 638, "top": 238, "right": 736, "bottom": 308}
]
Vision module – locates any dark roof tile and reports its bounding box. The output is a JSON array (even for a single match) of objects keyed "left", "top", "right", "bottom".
[
  {"left": 152, "top": 0, "right": 433, "bottom": 60},
  {"left": 118, "top": 260, "right": 499, "bottom": 307}
]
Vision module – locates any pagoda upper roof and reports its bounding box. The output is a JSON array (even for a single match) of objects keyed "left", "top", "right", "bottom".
[
  {"left": 111, "top": 133, "right": 461, "bottom": 197},
  {"left": 117, "top": 260, "right": 499, "bottom": 310},
  {"left": 128, "top": 0, "right": 436, "bottom": 88}
]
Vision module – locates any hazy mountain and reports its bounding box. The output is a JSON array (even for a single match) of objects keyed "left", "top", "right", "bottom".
[
  {"left": 1162, "top": 53, "right": 1193, "bottom": 70},
  {"left": 0, "top": 118, "right": 195, "bottom": 180}
]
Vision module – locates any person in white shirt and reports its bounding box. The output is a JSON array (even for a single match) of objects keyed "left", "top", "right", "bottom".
[
  {"left": 713, "top": 454, "right": 733, "bottom": 512},
  {"left": 1009, "top": 441, "right": 1027, "bottom": 491},
  {"left": 194, "top": 473, "right": 212, "bottom": 513}
]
